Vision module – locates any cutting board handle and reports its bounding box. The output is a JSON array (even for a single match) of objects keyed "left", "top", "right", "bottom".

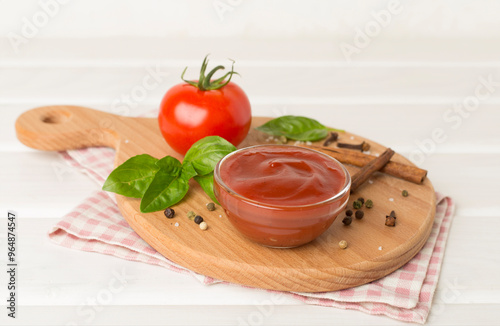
[{"left": 15, "top": 105, "right": 124, "bottom": 151}]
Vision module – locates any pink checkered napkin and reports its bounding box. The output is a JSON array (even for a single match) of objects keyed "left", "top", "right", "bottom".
[{"left": 49, "top": 145, "right": 455, "bottom": 324}]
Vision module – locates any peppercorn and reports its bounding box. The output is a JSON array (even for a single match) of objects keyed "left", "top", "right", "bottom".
[
  {"left": 342, "top": 216, "right": 352, "bottom": 225},
  {"left": 339, "top": 240, "right": 348, "bottom": 249},
  {"left": 353, "top": 200, "right": 362, "bottom": 210},
  {"left": 357, "top": 197, "right": 365, "bottom": 205},
  {"left": 345, "top": 209, "right": 353, "bottom": 217},
  {"left": 199, "top": 221, "right": 208, "bottom": 230},
  {"left": 278, "top": 135, "right": 288, "bottom": 144},
  {"left": 187, "top": 211, "right": 196, "bottom": 221},
  {"left": 164, "top": 208, "right": 175, "bottom": 219},
  {"left": 355, "top": 210, "right": 364, "bottom": 219},
  {"left": 365, "top": 199, "right": 373, "bottom": 208},
  {"left": 206, "top": 202, "right": 216, "bottom": 211},
  {"left": 385, "top": 210, "right": 396, "bottom": 227},
  {"left": 402, "top": 190, "right": 409, "bottom": 197},
  {"left": 194, "top": 215, "right": 204, "bottom": 224}
]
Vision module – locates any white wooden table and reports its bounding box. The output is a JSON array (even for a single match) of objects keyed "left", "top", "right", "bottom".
[{"left": 1, "top": 35, "right": 500, "bottom": 325}]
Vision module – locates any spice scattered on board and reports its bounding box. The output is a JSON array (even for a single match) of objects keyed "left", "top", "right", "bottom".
[
  {"left": 199, "top": 221, "right": 208, "bottom": 230},
  {"left": 353, "top": 200, "right": 363, "bottom": 209},
  {"left": 337, "top": 141, "right": 370, "bottom": 152},
  {"left": 385, "top": 210, "right": 397, "bottom": 227},
  {"left": 342, "top": 216, "right": 352, "bottom": 225},
  {"left": 194, "top": 215, "right": 204, "bottom": 224},
  {"left": 206, "top": 202, "right": 216, "bottom": 211},
  {"left": 339, "top": 240, "right": 348, "bottom": 249},
  {"left": 278, "top": 135, "right": 288, "bottom": 144},
  {"left": 322, "top": 132, "right": 338, "bottom": 146},
  {"left": 402, "top": 190, "right": 409, "bottom": 197},
  {"left": 355, "top": 210, "right": 364, "bottom": 219},
  {"left": 187, "top": 211, "right": 196, "bottom": 221},
  {"left": 164, "top": 208, "right": 175, "bottom": 219},
  {"left": 365, "top": 199, "right": 373, "bottom": 208}
]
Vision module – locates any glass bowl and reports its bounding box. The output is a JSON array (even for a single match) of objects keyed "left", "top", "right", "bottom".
[{"left": 213, "top": 145, "right": 351, "bottom": 248}]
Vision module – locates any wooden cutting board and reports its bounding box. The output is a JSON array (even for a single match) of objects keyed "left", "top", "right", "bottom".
[{"left": 16, "top": 105, "right": 436, "bottom": 292}]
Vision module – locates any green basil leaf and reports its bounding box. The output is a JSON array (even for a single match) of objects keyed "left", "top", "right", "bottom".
[
  {"left": 180, "top": 162, "right": 198, "bottom": 181},
  {"left": 256, "top": 116, "right": 330, "bottom": 141},
  {"left": 288, "top": 128, "right": 329, "bottom": 141},
  {"left": 140, "top": 159, "right": 189, "bottom": 213},
  {"left": 102, "top": 154, "right": 159, "bottom": 198},
  {"left": 194, "top": 172, "right": 219, "bottom": 205},
  {"left": 183, "top": 136, "right": 237, "bottom": 176},
  {"left": 156, "top": 156, "right": 183, "bottom": 175}
]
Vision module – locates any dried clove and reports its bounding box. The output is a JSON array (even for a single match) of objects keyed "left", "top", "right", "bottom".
[
  {"left": 337, "top": 141, "right": 371, "bottom": 152},
  {"left": 385, "top": 210, "right": 396, "bottom": 227},
  {"left": 322, "top": 132, "right": 338, "bottom": 146}
]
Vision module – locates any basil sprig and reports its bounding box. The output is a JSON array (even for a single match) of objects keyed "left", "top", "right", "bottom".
[
  {"left": 256, "top": 115, "right": 343, "bottom": 141},
  {"left": 102, "top": 136, "right": 236, "bottom": 213}
]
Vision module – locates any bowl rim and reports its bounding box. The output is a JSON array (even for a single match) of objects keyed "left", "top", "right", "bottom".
[{"left": 214, "top": 144, "right": 351, "bottom": 209}]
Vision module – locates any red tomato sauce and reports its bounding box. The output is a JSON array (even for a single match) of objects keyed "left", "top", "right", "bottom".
[
  {"left": 220, "top": 147, "right": 346, "bottom": 206},
  {"left": 214, "top": 146, "right": 350, "bottom": 247}
]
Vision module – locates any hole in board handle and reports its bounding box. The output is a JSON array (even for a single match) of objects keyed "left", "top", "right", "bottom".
[{"left": 41, "top": 110, "right": 71, "bottom": 124}]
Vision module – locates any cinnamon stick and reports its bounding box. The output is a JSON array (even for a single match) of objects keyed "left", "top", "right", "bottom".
[
  {"left": 350, "top": 148, "right": 395, "bottom": 192},
  {"left": 299, "top": 144, "right": 427, "bottom": 184}
]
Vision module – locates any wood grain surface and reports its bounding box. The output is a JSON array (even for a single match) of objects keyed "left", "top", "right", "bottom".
[{"left": 15, "top": 105, "right": 436, "bottom": 292}]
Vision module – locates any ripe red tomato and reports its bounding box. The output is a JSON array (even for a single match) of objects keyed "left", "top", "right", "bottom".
[{"left": 158, "top": 57, "right": 252, "bottom": 155}]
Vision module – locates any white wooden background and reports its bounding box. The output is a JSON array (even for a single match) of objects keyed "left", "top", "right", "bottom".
[{"left": 1, "top": 1, "right": 500, "bottom": 325}]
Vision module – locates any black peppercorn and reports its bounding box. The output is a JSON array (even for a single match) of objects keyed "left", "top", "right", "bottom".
[
  {"left": 355, "top": 210, "right": 364, "bottom": 219},
  {"left": 164, "top": 208, "right": 175, "bottom": 219},
  {"left": 342, "top": 216, "right": 352, "bottom": 225},
  {"left": 345, "top": 209, "right": 353, "bottom": 217},
  {"left": 194, "top": 215, "right": 204, "bottom": 224},
  {"left": 357, "top": 197, "right": 365, "bottom": 205},
  {"left": 206, "top": 202, "right": 216, "bottom": 211}
]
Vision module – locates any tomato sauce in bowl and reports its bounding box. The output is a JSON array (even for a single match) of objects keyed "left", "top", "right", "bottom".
[{"left": 214, "top": 145, "right": 351, "bottom": 248}]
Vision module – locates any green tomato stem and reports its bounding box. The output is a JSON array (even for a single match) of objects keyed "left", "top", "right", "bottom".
[{"left": 181, "top": 55, "right": 239, "bottom": 91}]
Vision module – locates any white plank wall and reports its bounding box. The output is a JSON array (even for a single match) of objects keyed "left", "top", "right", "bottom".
[{"left": 1, "top": 1, "right": 500, "bottom": 325}]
